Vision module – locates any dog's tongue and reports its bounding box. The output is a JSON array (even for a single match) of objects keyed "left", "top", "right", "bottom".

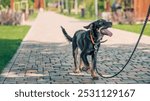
[{"left": 101, "top": 29, "right": 113, "bottom": 37}]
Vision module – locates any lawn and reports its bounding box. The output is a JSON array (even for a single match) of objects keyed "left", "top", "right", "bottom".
[
  {"left": 0, "top": 26, "right": 30, "bottom": 73},
  {"left": 28, "top": 11, "right": 38, "bottom": 21},
  {"left": 113, "top": 24, "right": 150, "bottom": 36}
]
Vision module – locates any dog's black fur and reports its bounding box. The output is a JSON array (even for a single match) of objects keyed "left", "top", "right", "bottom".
[{"left": 61, "top": 19, "right": 112, "bottom": 80}]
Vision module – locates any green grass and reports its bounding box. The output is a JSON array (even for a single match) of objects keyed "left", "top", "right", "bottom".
[
  {"left": 0, "top": 26, "right": 30, "bottom": 72},
  {"left": 113, "top": 24, "right": 150, "bottom": 36},
  {"left": 28, "top": 11, "right": 38, "bottom": 21}
]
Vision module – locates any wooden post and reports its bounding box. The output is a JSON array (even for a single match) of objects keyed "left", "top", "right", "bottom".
[
  {"left": 10, "top": 0, "right": 14, "bottom": 11},
  {"left": 134, "top": 0, "right": 150, "bottom": 20},
  {"left": 34, "top": 0, "right": 38, "bottom": 9},
  {"left": 34, "top": 0, "right": 44, "bottom": 9},
  {"left": 40, "top": 0, "right": 44, "bottom": 8}
]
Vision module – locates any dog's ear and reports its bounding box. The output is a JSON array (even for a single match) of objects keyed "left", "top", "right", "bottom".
[{"left": 83, "top": 23, "right": 94, "bottom": 29}]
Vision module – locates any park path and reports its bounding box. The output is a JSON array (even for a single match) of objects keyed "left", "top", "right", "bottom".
[
  {"left": 23, "top": 11, "right": 87, "bottom": 43},
  {"left": 0, "top": 11, "right": 150, "bottom": 84},
  {"left": 23, "top": 11, "right": 150, "bottom": 44}
]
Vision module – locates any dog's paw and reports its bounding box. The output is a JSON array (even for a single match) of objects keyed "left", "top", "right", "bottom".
[
  {"left": 82, "top": 67, "right": 90, "bottom": 71},
  {"left": 92, "top": 76, "right": 99, "bottom": 80},
  {"left": 73, "top": 70, "right": 81, "bottom": 73}
]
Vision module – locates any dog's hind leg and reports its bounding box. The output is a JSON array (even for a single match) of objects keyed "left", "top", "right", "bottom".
[
  {"left": 72, "top": 43, "right": 80, "bottom": 73},
  {"left": 79, "top": 57, "right": 83, "bottom": 71}
]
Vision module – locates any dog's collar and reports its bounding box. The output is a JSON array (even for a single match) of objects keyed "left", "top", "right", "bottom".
[
  {"left": 89, "top": 31, "right": 100, "bottom": 45},
  {"left": 90, "top": 32, "right": 95, "bottom": 44}
]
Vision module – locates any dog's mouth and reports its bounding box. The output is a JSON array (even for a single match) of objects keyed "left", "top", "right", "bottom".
[{"left": 100, "top": 28, "right": 113, "bottom": 37}]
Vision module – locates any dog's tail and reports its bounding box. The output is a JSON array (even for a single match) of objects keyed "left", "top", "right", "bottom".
[{"left": 60, "top": 26, "right": 72, "bottom": 42}]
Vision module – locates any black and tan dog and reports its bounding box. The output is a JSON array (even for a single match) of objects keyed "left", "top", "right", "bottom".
[{"left": 61, "top": 19, "right": 113, "bottom": 80}]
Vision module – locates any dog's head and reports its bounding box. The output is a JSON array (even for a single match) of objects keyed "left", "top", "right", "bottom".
[{"left": 84, "top": 19, "right": 113, "bottom": 37}]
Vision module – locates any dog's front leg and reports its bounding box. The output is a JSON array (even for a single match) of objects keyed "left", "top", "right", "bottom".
[
  {"left": 80, "top": 51, "right": 90, "bottom": 71},
  {"left": 91, "top": 53, "right": 99, "bottom": 80}
]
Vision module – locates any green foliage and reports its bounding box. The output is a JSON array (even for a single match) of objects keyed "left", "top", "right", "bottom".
[
  {"left": 45, "top": 0, "right": 51, "bottom": 7},
  {"left": 28, "top": 11, "right": 38, "bottom": 21},
  {"left": 29, "top": 0, "right": 34, "bottom": 9},
  {"left": 98, "top": 0, "right": 104, "bottom": 12},
  {"left": 85, "top": 0, "right": 95, "bottom": 17},
  {"left": 1, "top": 0, "right": 10, "bottom": 8},
  {"left": 79, "top": 0, "right": 105, "bottom": 17},
  {"left": 50, "top": 0, "right": 106, "bottom": 19}
]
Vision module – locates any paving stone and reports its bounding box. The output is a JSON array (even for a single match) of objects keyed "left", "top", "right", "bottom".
[
  {"left": 38, "top": 67, "right": 44, "bottom": 72},
  {"left": 37, "top": 79, "right": 49, "bottom": 84},
  {"left": 0, "top": 77, "right": 5, "bottom": 84},
  {"left": 4, "top": 81, "right": 17, "bottom": 84},
  {"left": 26, "top": 69, "right": 37, "bottom": 73},
  {"left": 3, "top": 78, "right": 16, "bottom": 84},
  {"left": 50, "top": 81, "right": 71, "bottom": 84},
  {"left": 16, "top": 81, "right": 27, "bottom": 84},
  {"left": 50, "top": 76, "right": 64, "bottom": 80}
]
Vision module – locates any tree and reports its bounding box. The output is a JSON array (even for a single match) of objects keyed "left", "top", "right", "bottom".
[
  {"left": 74, "top": 0, "right": 78, "bottom": 14},
  {"left": 45, "top": 0, "right": 51, "bottom": 8},
  {"left": 1, "top": 0, "right": 10, "bottom": 8},
  {"left": 68, "top": 0, "right": 72, "bottom": 14},
  {"left": 85, "top": 0, "right": 95, "bottom": 17},
  {"left": 98, "top": 0, "right": 104, "bottom": 12},
  {"left": 28, "top": 0, "right": 34, "bottom": 9}
]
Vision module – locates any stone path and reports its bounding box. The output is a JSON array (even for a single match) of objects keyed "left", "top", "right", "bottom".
[{"left": 0, "top": 11, "right": 150, "bottom": 84}]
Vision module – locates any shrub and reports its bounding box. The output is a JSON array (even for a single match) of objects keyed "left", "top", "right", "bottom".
[{"left": 1, "top": 0, "right": 10, "bottom": 8}]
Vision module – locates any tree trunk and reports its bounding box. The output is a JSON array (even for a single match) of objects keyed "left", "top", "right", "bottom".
[
  {"left": 75, "top": 0, "right": 78, "bottom": 14},
  {"left": 10, "top": 0, "right": 14, "bottom": 11},
  {"left": 95, "top": 0, "right": 98, "bottom": 19}
]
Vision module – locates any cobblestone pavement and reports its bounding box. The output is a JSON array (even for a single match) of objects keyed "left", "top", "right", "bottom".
[
  {"left": 0, "top": 11, "right": 150, "bottom": 84},
  {"left": 0, "top": 42, "right": 150, "bottom": 84}
]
